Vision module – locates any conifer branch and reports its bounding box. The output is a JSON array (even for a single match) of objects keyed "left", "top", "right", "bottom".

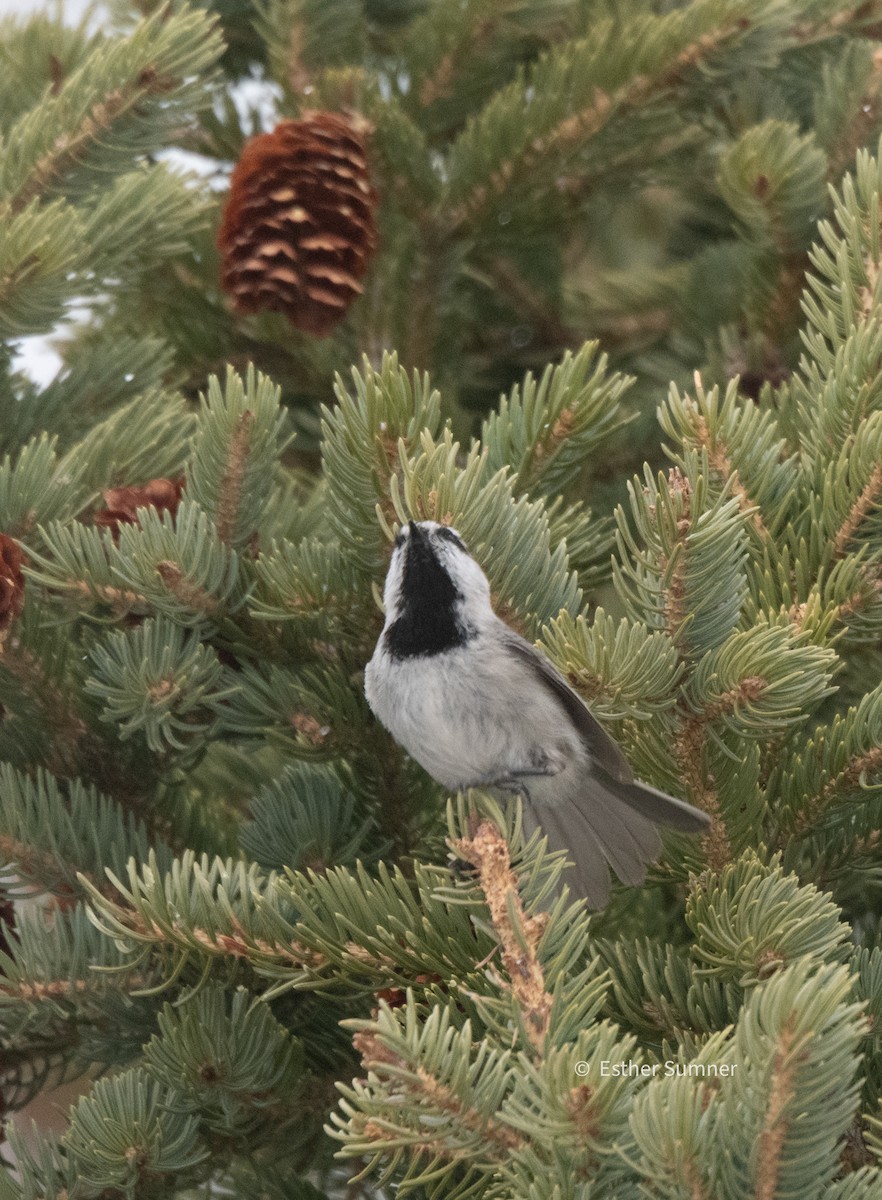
[
  {"left": 484, "top": 257, "right": 576, "bottom": 346},
  {"left": 0, "top": 641, "right": 86, "bottom": 776},
  {"left": 594, "top": 306, "right": 674, "bottom": 349},
  {"left": 790, "top": 1, "right": 882, "bottom": 46},
  {"left": 675, "top": 716, "right": 730, "bottom": 870},
  {"left": 420, "top": 12, "right": 506, "bottom": 110},
  {"left": 353, "top": 1031, "right": 525, "bottom": 1159},
  {"left": 448, "top": 9, "right": 767, "bottom": 229},
  {"left": 7, "top": 67, "right": 171, "bottom": 216},
  {"left": 833, "top": 462, "right": 882, "bottom": 558},
  {"left": 660, "top": 467, "right": 692, "bottom": 646},
  {"left": 702, "top": 677, "right": 767, "bottom": 723},
  {"left": 0, "top": 971, "right": 146, "bottom": 1001},
  {"left": 755, "top": 1018, "right": 797, "bottom": 1200},
  {"left": 215, "top": 411, "right": 254, "bottom": 547},
  {"left": 81, "top": 853, "right": 333, "bottom": 981},
  {"left": 828, "top": 48, "right": 882, "bottom": 184},
  {"left": 684, "top": 1161, "right": 711, "bottom": 1200},
  {"left": 859, "top": 254, "right": 882, "bottom": 316},
  {"left": 0, "top": 834, "right": 106, "bottom": 901},
  {"left": 0, "top": 977, "right": 90, "bottom": 1000},
  {"left": 155, "top": 561, "right": 219, "bottom": 615},
  {"left": 693, "top": 410, "right": 768, "bottom": 536},
  {"left": 822, "top": 565, "right": 882, "bottom": 628},
  {"left": 764, "top": 252, "right": 813, "bottom": 342},
  {"left": 450, "top": 818, "right": 551, "bottom": 1050},
  {"left": 73, "top": 579, "right": 148, "bottom": 613},
  {"left": 792, "top": 746, "right": 882, "bottom": 835},
  {"left": 0, "top": 835, "right": 78, "bottom": 896},
  {"left": 658, "top": 466, "right": 729, "bottom": 865}
]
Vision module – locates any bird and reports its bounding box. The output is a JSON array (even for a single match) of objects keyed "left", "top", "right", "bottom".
[{"left": 364, "top": 520, "right": 711, "bottom": 908}]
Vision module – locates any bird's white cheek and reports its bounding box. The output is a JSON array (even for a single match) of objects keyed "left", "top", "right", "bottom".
[{"left": 381, "top": 578, "right": 402, "bottom": 622}]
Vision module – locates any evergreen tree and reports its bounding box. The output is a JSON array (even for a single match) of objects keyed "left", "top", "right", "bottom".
[{"left": 1, "top": 1, "right": 882, "bottom": 1197}]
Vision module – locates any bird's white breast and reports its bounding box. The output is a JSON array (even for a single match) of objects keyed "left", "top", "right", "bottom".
[{"left": 365, "top": 624, "right": 581, "bottom": 791}]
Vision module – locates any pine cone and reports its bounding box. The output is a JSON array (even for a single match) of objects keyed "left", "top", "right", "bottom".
[
  {"left": 217, "top": 112, "right": 378, "bottom": 336},
  {"left": 94, "top": 476, "right": 185, "bottom": 539},
  {"left": 0, "top": 897, "right": 15, "bottom": 961},
  {"left": 0, "top": 534, "right": 25, "bottom": 639}
]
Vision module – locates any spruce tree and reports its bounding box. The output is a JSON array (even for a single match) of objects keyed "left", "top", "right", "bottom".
[{"left": 1, "top": 2, "right": 882, "bottom": 1198}]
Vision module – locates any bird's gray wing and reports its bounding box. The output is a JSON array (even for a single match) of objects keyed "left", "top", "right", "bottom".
[{"left": 499, "top": 627, "right": 634, "bottom": 784}]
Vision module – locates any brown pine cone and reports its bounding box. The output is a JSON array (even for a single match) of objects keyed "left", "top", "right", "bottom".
[
  {"left": 0, "top": 898, "right": 15, "bottom": 960},
  {"left": 0, "top": 534, "right": 25, "bottom": 639},
  {"left": 217, "top": 112, "right": 378, "bottom": 336},
  {"left": 94, "top": 476, "right": 185, "bottom": 539}
]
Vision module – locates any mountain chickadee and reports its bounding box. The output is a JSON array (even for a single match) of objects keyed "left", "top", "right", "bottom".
[{"left": 364, "top": 520, "right": 711, "bottom": 907}]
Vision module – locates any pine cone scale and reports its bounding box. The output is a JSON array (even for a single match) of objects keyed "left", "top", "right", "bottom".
[{"left": 300, "top": 234, "right": 353, "bottom": 251}]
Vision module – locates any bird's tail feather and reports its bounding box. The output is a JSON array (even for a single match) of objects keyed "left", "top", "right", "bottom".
[
  {"left": 520, "top": 773, "right": 709, "bottom": 908},
  {"left": 613, "top": 778, "right": 711, "bottom": 833}
]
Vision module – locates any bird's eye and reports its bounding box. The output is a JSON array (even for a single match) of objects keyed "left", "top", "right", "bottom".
[
  {"left": 393, "top": 529, "right": 407, "bottom": 549},
  {"left": 436, "top": 526, "right": 466, "bottom": 551}
]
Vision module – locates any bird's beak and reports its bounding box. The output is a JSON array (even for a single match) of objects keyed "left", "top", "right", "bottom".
[{"left": 408, "top": 519, "right": 421, "bottom": 541}]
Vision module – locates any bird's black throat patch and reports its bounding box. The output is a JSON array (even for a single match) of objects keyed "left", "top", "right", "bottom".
[{"left": 385, "top": 536, "right": 470, "bottom": 658}]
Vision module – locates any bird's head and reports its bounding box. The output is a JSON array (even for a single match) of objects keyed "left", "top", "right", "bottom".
[{"left": 381, "top": 520, "right": 492, "bottom": 657}]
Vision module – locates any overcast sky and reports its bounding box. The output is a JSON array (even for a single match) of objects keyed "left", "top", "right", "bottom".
[
  {"left": 1, "top": 0, "right": 95, "bottom": 21},
  {"left": 6, "top": 0, "right": 280, "bottom": 387},
  {"left": 4, "top": 0, "right": 220, "bottom": 379},
  {"left": 5, "top": 1, "right": 102, "bottom": 380}
]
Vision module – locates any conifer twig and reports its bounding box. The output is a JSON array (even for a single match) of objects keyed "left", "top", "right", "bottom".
[
  {"left": 0, "top": 643, "right": 86, "bottom": 777},
  {"left": 352, "top": 1029, "right": 525, "bottom": 1161},
  {"left": 674, "top": 717, "right": 730, "bottom": 871},
  {"left": 450, "top": 818, "right": 551, "bottom": 1050},
  {"left": 485, "top": 258, "right": 576, "bottom": 347},
  {"left": 216, "top": 411, "right": 254, "bottom": 546},
  {"left": 155, "top": 562, "right": 219, "bottom": 614},
  {"left": 0, "top": 834, "right": 107, "bottom": 901},
  {"left": 7, "top": 68, "right": 177, "bottom": 216},
  {"left": 791, "top": 745, "right": 882, "bottom": 835},
  {"left": 0, "top": 973, "right": 146, "bottom": 1001},
  {"left": 656, "top": 466, "right": 732, "bottom": 866},
  {"left": 70, "top": 579, "right": 148, "bottom": 615},
  {"left": 693, "top": 412, "right": 768, "bottom": 536},
  {"left": 755, "top": 1018, "right": 797, "bottom": 1200},
  {"left": 449, "top": 15, "right": 761, "bottom": 230},
  {"left": 831, "top": 564, "right": 882, "bottom": 626},
  {"left": 829, "top": 48, "right": 882, "bottom": 184},
  {"left": 832, "top": 462, "right": 882, "bottom": 559},
  {"left": 661, "top": 467, "right": 691, "bottom": 645},
  {"left": 675, "top": 675, "right": 767, "bottom": 855}
]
